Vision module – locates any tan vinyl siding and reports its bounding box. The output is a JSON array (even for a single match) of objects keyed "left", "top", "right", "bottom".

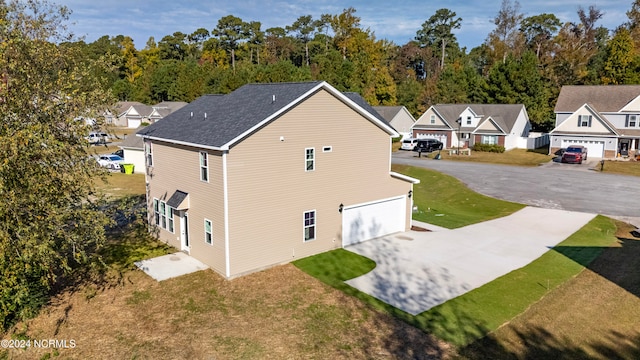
[
  {"left": 146, "top": 141, "right": 227, "bottom": 275},
  {"left": 225, "top": 89, "right": 411, "bottom": 276}
]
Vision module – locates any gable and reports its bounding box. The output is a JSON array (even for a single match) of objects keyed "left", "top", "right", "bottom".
[
  {"left": 415, "top": 107, "right": 451, "bottom": 128},
  {"left": 620, "top": 95, "right": 640, "bottom": 112},
  {"left": 475, "top": 117, "right": 504, "bottom": 134},
  {"left": 137, "top": 81, "right": 396, "bottom": 150},
  {"left": 551, "top": 105, "right": 617, "bottom": 135}
]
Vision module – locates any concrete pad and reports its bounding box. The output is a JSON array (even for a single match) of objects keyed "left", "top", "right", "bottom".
[
  {"left": 345, "top": 207, "right": 596, "bottom": 315},
  {"left": 134, "top": 252, "right": 209, "bottom": 281}
]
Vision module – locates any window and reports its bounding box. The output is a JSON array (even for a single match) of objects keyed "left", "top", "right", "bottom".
[
  {"left": 204, "top": 219, "right": 212, "bottom": 245},
  {"left": 305, "top": 148, "right": 315, "bottom": 171},
  {"left": 167, "top": 207, "right": 174, "bottom": 233},
  {"left": 430, "top": 115, "right": 435, "bottom": 124},
  {"left": 153, "top": 199, "right": 160, "bottom": 226},
  {"left": 199, "top": 151, "right": 209, "bottom": 182},
  {"left": 303, "top": 211, "right": 316, "bottom": 241},
  {"left": 578, "top": 115, "right": 592, "bottom": 127},
  {"left": 145, "top": 142, "right": 153, "bottom": 167},
  {"left": 628, "top": 115, "right": 637, "bottom": 127},
  {"left": 466, "top": 116, "right": 472, "bottom": 125},
  {"left": 481, "top": 135, "right": 497, "bottom": 145},
  {"left": 160, "top": 201, "right": 166, "bottom": 229},
  {"left": 153, "top": 198, "right": 174, "bottom": 233}
]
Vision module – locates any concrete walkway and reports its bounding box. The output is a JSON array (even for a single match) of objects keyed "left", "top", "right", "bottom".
[
  {"left": 345, "top": 207, "right": 596, "bottom": 315},
  {"left": 134, "top": 252, "right": 209, "bottom": 281}
]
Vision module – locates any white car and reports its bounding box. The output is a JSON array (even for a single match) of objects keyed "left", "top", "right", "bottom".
[
  {"left": 97, "top": 154, "right": 124, "bottom": 170},
  {"left": 400, "top": 138, "right": 418, "bottom": 150},
  {"left": 86, "top": 132, "right": 110, "bottom": 144}
]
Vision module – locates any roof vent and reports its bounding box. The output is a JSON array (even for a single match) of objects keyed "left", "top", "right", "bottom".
[
  {"left": 272, "top": 94, "right": 276, "bottom": 103},
  {"left": 204, "top": 112, "right": 207, "bottom": 119},
  {"left": 190, "top": 111, "right": 193, "bottom": 118}
]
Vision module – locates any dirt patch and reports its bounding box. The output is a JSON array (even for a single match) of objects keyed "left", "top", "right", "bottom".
[{"left": 3, "top": 265, "right": 454, "bottom": 359}]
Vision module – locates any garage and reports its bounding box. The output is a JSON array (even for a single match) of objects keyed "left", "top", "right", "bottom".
[
  {"left": 561, "top": 139, "right": 604, "bottom": 158},
  {"left": 342, "top": 196, "right": 406, "bottom": 246}
]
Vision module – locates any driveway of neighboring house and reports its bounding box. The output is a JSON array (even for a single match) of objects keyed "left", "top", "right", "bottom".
[{"left": 345, "top": 207, "right": 596, "bottom": 316}]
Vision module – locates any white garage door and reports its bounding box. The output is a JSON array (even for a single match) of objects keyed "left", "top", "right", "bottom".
[
  {"left": 342, "top": 197, "right": 406, "bottom": 246},
  {"left": 561, "top": 139, "right": 604, "bottom": 158},
  {"left": 416, "top": 133, "right": 447, "bottom": 145},
  {"left": 128, "top": 119, "right": 142, "bottom": 128}
]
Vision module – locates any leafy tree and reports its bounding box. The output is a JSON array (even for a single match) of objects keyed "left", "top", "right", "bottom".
[
  {"left": 158, "top": 31, "right": 188, "bottom": 60},
  {"left": 601, "top": 28, "right": 640, "bottom": 84},
  {"left": 331, "top": 7, "right": 361, "bottom": 60},
  {"left": 213, "top": 15, "right": 249, "bottom": 72},
  {"left": 0, "top": 0, "right": 113, "bottom": 329},
  {"left": 186, "top": 27, "right": 210, "bottom": 59},
  {"left": 264, "top": 27, "right": 294, "bottom": 64},
  {"left": 415, "top": 8, "right": 462, "bottom": 69},
  {"left": 486, "top": 0, "right": 525, "bottom": 64},
  {"left": 246, "top": 21, "right": 264, "bottom": 65},
  {"left": 486, "top": 51, "right": 553, "bottom": 130},
  {"left": 520, "top": 13, "right": 561, "bottom": 59},
  {"left": 287, "top": 15, "right": 316, "bottom": 66}
]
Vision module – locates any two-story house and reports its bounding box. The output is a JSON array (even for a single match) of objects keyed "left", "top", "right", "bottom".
[
  {"left": 412, "top": 104, "right": 531, "bottom": 150},
  {"left": 550, "top": 85, "right": 640, "bottom": 158},
  {"left": 137, "top": 81, "right": 418, "bottom": 279}
]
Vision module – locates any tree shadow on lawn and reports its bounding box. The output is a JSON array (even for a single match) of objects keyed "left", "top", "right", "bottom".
[{"left": 457, "top": 228, "right": 640, "bottom": 359}]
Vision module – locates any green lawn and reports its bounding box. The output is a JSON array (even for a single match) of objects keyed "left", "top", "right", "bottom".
[
  {"left": 392, "top": 164, "right": 524, "bottom": 229},
  {"left": 294, "top": 165, "right": 620, "bottom": 347},
  {"left": 415, "top": 148, "right": 554, "bottom": 167}
]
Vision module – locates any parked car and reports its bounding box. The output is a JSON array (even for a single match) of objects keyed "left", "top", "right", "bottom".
[
  {"left": 561, "top": 145, "right": 588, "bottom": 164},
  {"left": 86, "top": 132, "right": 110, "bottom": 144},
  {"left": 98, "top": 154, "right": 124, "bottom": 170},
  {"left": 400, "top": 138, "right": 419, "bottom": 150},
  {"left": 112, "top": 149, "right": 124, "bottom": 158},
  {"left": 413, "top": 138, "right": 444, "bottom": 153}
]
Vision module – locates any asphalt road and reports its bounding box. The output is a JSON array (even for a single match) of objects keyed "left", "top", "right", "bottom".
[{"left": 392, "top": 151, "right": 640, "bottom": 218}]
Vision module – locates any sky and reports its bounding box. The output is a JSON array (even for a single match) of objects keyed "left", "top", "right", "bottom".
[{"left": 54, "top": 0, "right": 632, "bottom": 50}]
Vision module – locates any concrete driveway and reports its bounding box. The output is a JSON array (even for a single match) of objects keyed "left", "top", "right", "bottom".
[{"left": 345, "top": 207, "right": 595, "bottom": 315}]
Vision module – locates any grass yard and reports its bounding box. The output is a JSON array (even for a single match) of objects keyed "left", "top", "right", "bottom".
[
  {"left": 418, "top": 148, "right": 554, "bottom": 167},
  {"left": 94, "top": 172, "right": 146, "bottom": 198},
  {"left": 596, "top": 159, "right": 640, "bottom": 176},
  {"left": 392, "top": 164, "right": 524, "bottom": 229}
]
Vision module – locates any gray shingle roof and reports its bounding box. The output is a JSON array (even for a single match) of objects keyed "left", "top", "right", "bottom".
[
  {"left": 555, "top": 85, "right": 640, "bottom": 112},
  {"left": 137, "top": 82, "right": 393, "bottom": 149},
  {"left": 372, "top": 106, "right": 403, "bottom": 121},
  {"left": 432, "top": 104, "right": 524, "bottom": 133}
]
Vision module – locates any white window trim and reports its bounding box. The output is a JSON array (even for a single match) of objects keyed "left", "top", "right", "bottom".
[
  {"left": 153, "top": 198, "right": 175, "bottom": 233},
  {"left": 466, "top": 116, "right": 472, "bottom": 125},
  {"left": 578, "top": 115, "right": 592, "bottom": 127},
  {"left": 629, "top": 115, "right": 637, "bottom": 127},
  {"left": 303, "top": 210, "right": 316, "bottom": 242},
  {"left": 204, "top": 218, "right": 213, "bottom": 245},
  {"left": 430, "top": 115, "right": 435, "bottom": 124},
  {"left": 322, "top": 146, "right": 332, "bottom": 153},
  {"left": 305, "top": 148, "right": 315, "bottom": 172},
  {"left": 145, "top": 142, "right": 153, "bottom": 167},
  {"left": 200, "top": 151, "right": 209, "bottom": 182},
  {"left": 481, "top": 135, "right": 497, "bottom": 145}
]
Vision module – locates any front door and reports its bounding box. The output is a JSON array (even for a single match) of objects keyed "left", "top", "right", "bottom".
[{"left": 180, "top": 211, "right": 189, "bottom": 252}]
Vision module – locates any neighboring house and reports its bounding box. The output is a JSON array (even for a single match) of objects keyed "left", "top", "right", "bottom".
[
  {"left": 550, "top": 85, "right": 640, "bottom": 158},
  {"left": 372, "top": 106, "right": 416, "bottom": 138},
  {"left": 137, "top": 81, "right": 419, "bottom": 279},
  {"left": 148, "top": 101, "right": 188, "bottom": 123},
  {"left": 412, "top": 104, "right": 531, "bottom": 150},
  {"left": 111, "top": 101, "right": 188, "bottom": 128},
  {"left": 118, "top": 103, "right": 153, "bottom": 128},
  {"left": 118, "top": 132, "right": 145, "bottom": 174}
]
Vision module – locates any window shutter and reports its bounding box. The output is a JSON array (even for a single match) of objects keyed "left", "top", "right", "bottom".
[
  {"left": 626, "top": 116, "right": 629, "bottom": 127},
  {"left": 577, "top": 116, "right": 582, "bottom": 127},
  {"left": 588, "top": 116, "right": 592, "bottom": 127}
]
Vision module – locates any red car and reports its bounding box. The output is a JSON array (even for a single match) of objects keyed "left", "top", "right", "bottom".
[{"left": 561, "top": 145, "right": 588, "bottom": 164}]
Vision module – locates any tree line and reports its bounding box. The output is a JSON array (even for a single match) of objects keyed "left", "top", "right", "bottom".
[{"left": 70, "top": 0, "right": 640, "bottom": 132}]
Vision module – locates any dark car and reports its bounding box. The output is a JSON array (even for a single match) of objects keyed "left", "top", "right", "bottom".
[
  {"left": 112, "top": 149, "right": 124, "bottom": 158},
  {"left": 561, "top": 145, "right": 588, "bottom": 164},
  {"left": 413, "top": 138, "right": 443, "bottom": 153}
]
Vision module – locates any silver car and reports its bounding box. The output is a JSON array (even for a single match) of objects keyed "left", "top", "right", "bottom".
[{"left": 97, "top": 154, "right": 124, "bottom": 170}]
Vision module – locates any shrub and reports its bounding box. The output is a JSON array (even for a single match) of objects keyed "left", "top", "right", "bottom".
[{"left": 472, "top": 143, "right": 505, "bottom": 153}]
